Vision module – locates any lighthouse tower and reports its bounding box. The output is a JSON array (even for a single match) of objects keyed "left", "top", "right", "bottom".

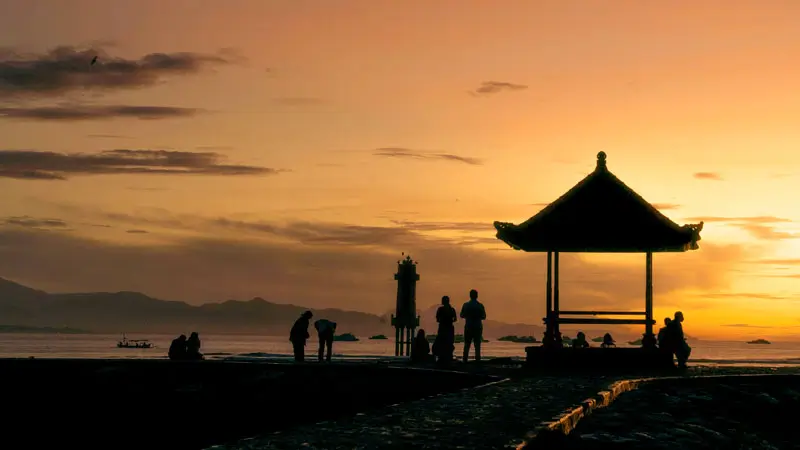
[{"left": 390, "top": 254, "right": 420, "bottom": 356}]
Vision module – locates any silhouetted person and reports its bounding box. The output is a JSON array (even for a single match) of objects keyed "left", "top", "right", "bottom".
[
  {"left": 658, "top": 317, "right": 672, "bottom": 350},
  {"left": 433, "top": 295, "right": 457, "bottom": 363},
  {"left": 411, "top": 329, "right": 433, "bottom": 363},
  {"left": 314, "top": 318, "right": 336, "bottom": 362},
  {"left": 601, "top": 333, "right": 615, "bottom": 348},
  {"left": 290, "top": 311, "right": 313, "bottom": 362},
  {"left": 186, "top": 332, "right": 203, "bottom": 360},
  {"left": 668, "top": 311, "right": 691, "bottom": 368},
  {"left": 572, "top": 331, "right": 590, "bottom": 348},
  {"left": 168, "top": 334, "right": 187, "bottom": 360},
  {"left": 460, "top": 289, "right": 486, "bottom": 363}
]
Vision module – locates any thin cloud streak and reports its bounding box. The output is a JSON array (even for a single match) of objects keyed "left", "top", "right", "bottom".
[
  {"left": 0, "top": 149, "right": 285, "bottom": 180},
  {"left": 0, "top": 105, "right": 200, "bottom": 121},
  {"left": 373, "top": 147, "right": 483, "bottom": 166},
  {"left": 471, "top": 81, "right": 528, "bottom": 96}
]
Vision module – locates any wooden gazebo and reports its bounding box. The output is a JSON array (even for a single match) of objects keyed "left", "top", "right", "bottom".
[{"left": 494, "top": 152, "right": 703, "bottom": 351}]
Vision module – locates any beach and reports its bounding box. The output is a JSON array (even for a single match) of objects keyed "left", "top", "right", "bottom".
[
  {"left": 5, "top": 333, "right": 800, "bottom": 449},
  {"left": 5, "top": 354, "right": 800, "bottom": 450}
]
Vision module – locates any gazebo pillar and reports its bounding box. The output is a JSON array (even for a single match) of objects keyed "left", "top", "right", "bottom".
[
  {"left": 553, "top": 251, "right": 562, "bottom": 343},
  {"left": 543, "top": 251, "right": 563, "bottom": 348},
  {"left": 641, "top": 252, "right": 657, "bottom": 348}
]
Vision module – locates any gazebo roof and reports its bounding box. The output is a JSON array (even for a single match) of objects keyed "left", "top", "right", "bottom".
[{"left": 494, "top": 152, "right": 703, "bottom": 253}]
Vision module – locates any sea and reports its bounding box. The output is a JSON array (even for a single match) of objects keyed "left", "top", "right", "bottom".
[{"left": 1, "top": 333, "right": 799, "bottom": 366}]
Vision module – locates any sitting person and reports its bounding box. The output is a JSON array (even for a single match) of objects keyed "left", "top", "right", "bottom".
[
  {"left": 572, "top": 331, "right": 590, "bottom": 349},
  {"left": 168, "top": 334, "right": 187, "bottom": 360},
  {"left": 600, "top": 333, "right": 616, "bottom": 348},
  {"left": 667, "top": 311, "right": 691, "bottom": 368},
  {"left": 411, "top": 329, "right": 433, "bottom": 363},
  {"left": 185, "top": 332, "right": 204, "bottom": 360},
  {"left": 657, "top": 317, "right": 672, "bottom": 350}
]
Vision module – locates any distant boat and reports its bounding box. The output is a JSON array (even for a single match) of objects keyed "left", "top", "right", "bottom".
[
  {"left": 368, "top": 334, "right": 388, "bottom": 340},
  {"left": 117, "top": 334, "right": 154, "bottom": 349},
  {"left": 747, "top": 339, "right": 771, "bottom": 345}
]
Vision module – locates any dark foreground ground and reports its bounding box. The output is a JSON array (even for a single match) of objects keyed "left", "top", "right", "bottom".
[
  {"left": 0, "top": 358, "right": 496, "bottom": 449},
  {"left": 539, "top": 373, "right": 800, "bottom": 450},
  {"left": 5, "top": 358, "right": 798, "bottom": 450}
]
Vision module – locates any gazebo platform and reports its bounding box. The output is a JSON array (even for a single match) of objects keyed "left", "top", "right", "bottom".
[{"left": 525, "top": 345, "right": 675, "bottom": 371}]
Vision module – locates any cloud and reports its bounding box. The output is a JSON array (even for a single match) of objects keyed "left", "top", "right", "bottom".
[
  {"left": 651, "top": 203, "right": 680, "bottom": 211},
  {"left": 126, "top": 229, "right": 148, "bottom": 234},
  {"left": 693, "top": 172, "right": 723, "bottom": 180},
  {"left": 86, "top": 134, "right": 133, "bottom": 139},
  {"left": 271, "top": 97, "right": 326, "bottom": 106},
  {"left": 748, "top": 259, "right": 800, "bottom": 265},
  {"left": 721, "top": 323, "right": 773, "bottom": 329},
  {"left": 684, "top": 216, "right": 798, "bottom": 241},
  {"left": 3, "top": 216, "right": 68, "bottom": 229},
  {"left": 390, "top": 220, "right": 492, "bottom": 233},
  {"left": 0, "top": 45, "right": 241, "bottom": 99},
  {"left": 702, "top": 292, "right": 797, "bottom": 301},
  {"left": 471, "top": 81, "right": 528, "bottom": 96},
  {"left": 373, "top": 147, "right": 483, "bottom": 166},
  {"left": 0, "top": 105, "right": 200, "bottom": 121},
  {"left": 125, "top": 186, "right": 169, "bottom": 192},
  {"left": 0, "top": 221, "right": 747, "bottom": 323},
  {"left": 0, "top": 149, "right": 284, "bottom": 180}
]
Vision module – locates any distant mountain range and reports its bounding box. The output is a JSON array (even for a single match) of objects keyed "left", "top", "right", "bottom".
[{"left": 0, "top": 278, "right": 545, "bottom": 338}]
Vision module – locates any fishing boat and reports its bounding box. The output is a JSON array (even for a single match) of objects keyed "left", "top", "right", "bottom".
[{"left": 117, "top": 334, "right": 154, "bottom": 349}]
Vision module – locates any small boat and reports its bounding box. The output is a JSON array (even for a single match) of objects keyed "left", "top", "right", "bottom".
[{"left": 117, "top": 334, "right": 154, "bottom": 349}]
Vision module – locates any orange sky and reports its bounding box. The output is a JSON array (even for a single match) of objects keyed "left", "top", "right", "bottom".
[{"left": 0, "top": 1, "right": 799, "bottom": 340}]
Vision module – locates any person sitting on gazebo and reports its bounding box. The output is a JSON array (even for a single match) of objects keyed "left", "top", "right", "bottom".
[
  {"left": 667, "top": 311, "right": 691, "bottom": 368},
  {"left": 572, "top": 331, "right": 590, "bottom": 348},
  {"left": 657, "top": 317, "right": 672, "bottom": 350},
  {"left": 600, "top": 333, "right": 616, "bottom": 348}
]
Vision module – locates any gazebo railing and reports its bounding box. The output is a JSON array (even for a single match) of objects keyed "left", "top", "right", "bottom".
[{"left": 546, "top": 310, "right": 655, "bottom": 326}]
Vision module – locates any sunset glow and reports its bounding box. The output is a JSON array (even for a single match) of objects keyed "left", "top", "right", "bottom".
[{"left": 2, "top": 0, "right": 799, "bottom": 340}]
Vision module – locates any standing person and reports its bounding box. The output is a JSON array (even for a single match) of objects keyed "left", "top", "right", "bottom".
[
  {"left": 434, "top": 295, "right": 457, "bottom": 363},
  {"left": 289, "top": 311, "right": 313, "bottom": 362},
  {"left": 314, "top": 318, "right": 337, "bottom": 362},
  {"left": 460, "top": 289, "right": 486, "bottom": 363}
]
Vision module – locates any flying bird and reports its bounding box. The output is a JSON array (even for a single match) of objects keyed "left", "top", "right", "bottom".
[{"left": 90, "top": 56, "right": 98, "bottom": 65}]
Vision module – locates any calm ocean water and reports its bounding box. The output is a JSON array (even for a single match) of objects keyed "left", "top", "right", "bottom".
[{"left": 1, "top": 333, "right": 799, "bottom": 366}]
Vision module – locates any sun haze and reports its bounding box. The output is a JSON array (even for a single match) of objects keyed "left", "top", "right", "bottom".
[{"left": 0, "top": 0, "right": 798, "bottom": 340}]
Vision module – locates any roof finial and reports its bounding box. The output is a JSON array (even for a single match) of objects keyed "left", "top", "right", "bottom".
[{"left": 596, "top": 151, "right": 607, "bottom": 171}]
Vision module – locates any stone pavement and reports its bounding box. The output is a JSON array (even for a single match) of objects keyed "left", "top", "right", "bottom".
[{"left": 209, "top": 375, "right": 623, "bottom": 450}]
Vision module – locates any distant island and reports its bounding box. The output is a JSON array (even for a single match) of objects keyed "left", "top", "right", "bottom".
[
  {"left": 334, "top": 333, "right": 359, "bottom": 342},
  {"left": 628, "top": 338, "right": 642, "bottom": 346},
  {"left": 368, "top": 334, "right": 387, "bottom": 340},
  {"left": 591, "top": 336, "right": 604, "bottom": 343},
  {"left": 498, "top": 335, "right": 537, "bottom": 343},
  {"left": 426, "top": 334, "right": 489, "bottom": 343},
  {"left": 0, "top": 325, "right": 89, "bottom": 334},
  {"left": 747, "top": 339, "right": 771, "bottom": 345},
  {"left": 0, "top": 277, "right": 545, "bottom": 337}
]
